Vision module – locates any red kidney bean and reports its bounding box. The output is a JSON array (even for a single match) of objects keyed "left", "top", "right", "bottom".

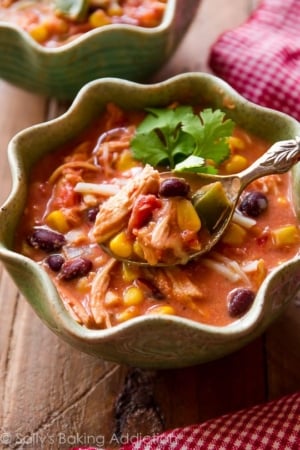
[
  {"left": 45, "top": 254, "right": 65, "bottom": 272},
  {"left": 60, "top": 257, "right": 93, "bottom": 281},
  {"left": 159, "top": 178, "right": 190, "bottom": 198},
  {"left": 27, "top": 228, "right": 66, "bottom": 252},
  {"left": 227, "top": 288, "right": 255, "bottom": 317}
]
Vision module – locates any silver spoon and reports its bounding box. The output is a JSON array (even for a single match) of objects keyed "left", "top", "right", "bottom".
[{"left": 101, "top": 137, "right": 300, "bottom": 266}]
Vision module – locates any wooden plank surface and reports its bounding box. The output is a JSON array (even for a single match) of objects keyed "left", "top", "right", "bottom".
[{"left": 1, "top": 0, "right": 300, "bottom": 449}]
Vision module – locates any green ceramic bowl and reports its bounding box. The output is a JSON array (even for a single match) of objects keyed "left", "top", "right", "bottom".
[
  {"left": 0, "top": 0, "right": 199, "bottom": 100},
  {"left": 1, "top": 73, "right": 300, "bottom": 369}
]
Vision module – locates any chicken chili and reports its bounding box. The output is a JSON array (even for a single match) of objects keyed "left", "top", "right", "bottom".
[
  {"left": 0, "top": 0, "right": 166, "bottom": 47},
  {"left": 15, "top": 103, "right": 300, "bottom": 329}
]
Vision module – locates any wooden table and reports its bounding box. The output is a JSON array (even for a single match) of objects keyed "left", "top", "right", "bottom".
[{"left": 1, "top": 1, "right": 300, "bottom": 448}]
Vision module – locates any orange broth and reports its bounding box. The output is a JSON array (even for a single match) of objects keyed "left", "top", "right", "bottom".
[{"left": 14, "top": 104, "right": 300, "bottom": 329}]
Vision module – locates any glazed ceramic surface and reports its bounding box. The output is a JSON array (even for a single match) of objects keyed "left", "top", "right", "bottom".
[
  {"left": 0, "top": 0, "right": 199, "bottom": 100},
  {"left": 1, "top": 73, "right": 300, "bottom": 368}
]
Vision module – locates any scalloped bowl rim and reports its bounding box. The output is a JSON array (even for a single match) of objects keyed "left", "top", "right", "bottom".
[
  {"left": 1, "top": 73, "right": 300, "bottom": 350},
  {"left": 0, "top": 0, "right": 176, "bottom": 53}
]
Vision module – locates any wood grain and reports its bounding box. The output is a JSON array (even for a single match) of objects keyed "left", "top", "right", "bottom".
[{"left": 1, "top": 1, "right": 300, "bottom": 449}]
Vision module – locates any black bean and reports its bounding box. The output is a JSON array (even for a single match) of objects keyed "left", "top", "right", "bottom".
[
  {"left": 86, "top": 206, "right": 99, "bottom": 222},
  {"left": 227, "top": 288, "right": 255, "bottom": 317},
  {"left": 45, "top": 254, "right": 65, "bottom": 272},
  {"left": 239, "top": 191, "right": 268, "bottom": 217},
  {"left": 60, "top": 257, "right": 93, "bottom": 281},
  {"left": 159, "top": 178, "right": 190, "bottom": 198},
  {"left": 27, "top": 228, "right": 66, "bottom": 252}
]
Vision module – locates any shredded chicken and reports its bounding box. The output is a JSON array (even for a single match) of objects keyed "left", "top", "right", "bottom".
[
  {"left": 93, "top": 164, "right": 160, "bottom": 243},
  {"left": 48, "top": 161, "right": 99, "bottom": 184},
  {"left": 145, "top": 267, "right": 206, "bottom": 316},
  {"left": 251, "top": 175, "right": 282, "bottom": 195},
  {"left": 149, "top": 267, "right": 204, "bottom": 303},
  {"left": 63, "top": 295, "right": 92, "bottom": 327},
  {"left": 90, "top": 258, "right": 117, "bottom": 327},
  {"left": 136, "top": 199, "right": 190, "bottom": 265}
]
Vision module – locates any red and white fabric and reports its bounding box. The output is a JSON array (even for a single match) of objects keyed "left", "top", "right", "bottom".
[
  {"left": 209, "top": 0, "right": 300, "bottom": 121},
  {"left": 71, "top": 390, "right": 300, "bottom": 450}
]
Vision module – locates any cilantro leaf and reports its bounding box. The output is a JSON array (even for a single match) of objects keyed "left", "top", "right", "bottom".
[
  {"left": 182, "top": 108, "right": 235, "bottom": 165},
  {"left": 174, "top": 155, "right": 217, "bottom": 174},
  {"left": 130, "top": 131, "right": 170, "bottom": 167},
  {"left": 131, "top": 106, "right": 194, "bottom": 168},
  {"left": 174, "top": 155, "right": 205, "bottom": 172},
  {"left": 168, "top": 131, "right": 194, "bottom": 162},
  {"left": 139, "top": 106, "right": 194, "bottom": 133},
  {"left": 130, "top": 105, "right": 235, "bottom": 173}
]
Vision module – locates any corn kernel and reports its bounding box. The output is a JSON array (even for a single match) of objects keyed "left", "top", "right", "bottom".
[
  {"left": 133, "top": 240, "right": 144, "bottom": 259},
  {"left": 228, "top": 136, "right": 246, "bottom": 151},
  {"left": 29, "top": 23, "right": 49, "bottom": 43},
  {"left": 123, "top": 286, "right": 144, "bottom": 306},
  {"left": 43, "top": 17, "right": 69, "bottom": 35},
  {"left": 89, "top": 10, "right": 111, "bottom": 28},
  {"left": 177, "top": 199, "right": 201, "bottom": 232},
  {"left": 45, "top": 210, "right": 69, "bottom": 233},
  {"left": 107, "top": 3, "right": 123, "bottom": 16},
  {"left": 225, "top": 154, "right": 248, "bottom": 174},
  {"left": 116, "top": 306, "right": 139, "bottom": 323},
  {"left": 109, "top": 231, "right": 133, "bottom": 258},
  {"left": 148, "top": 305, "right": 175, "bottom": 315},
  {"left": 116, "top": 150, "right": 138, "bottom": 171},
  {"left": 272, "top": 225, "right": 300, "bottom": 247},
  {"left": 122, "top": 263, "right": 140, "bottom": 282},
  {"left": 76, "top": 277, "right": 90, "bottom": 293},
  {"left": 222, "top": 222, "right": 247, "bottom": 246},
  {"left": 256, "top": 259, "right": 267, "bottom": 286}
]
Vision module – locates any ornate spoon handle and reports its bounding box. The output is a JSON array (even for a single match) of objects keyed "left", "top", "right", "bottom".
[{"left": 239, "top": 136, "right": 300, "bottom": 189}]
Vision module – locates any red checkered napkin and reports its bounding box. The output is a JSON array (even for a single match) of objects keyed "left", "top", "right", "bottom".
[
  {"left": 72, "top": 391, "right": 300, "bottom": 449},
  {"left": 209, "top": 0, "right": 300, "bottom": 121},
  {"left": 119, "top": 391, "right": 300, "bottom": 450}
]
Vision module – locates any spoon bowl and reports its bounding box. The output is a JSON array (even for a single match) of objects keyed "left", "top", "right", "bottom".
[{"left": 100, "top": 137, "right": 300, "bottom": 266}]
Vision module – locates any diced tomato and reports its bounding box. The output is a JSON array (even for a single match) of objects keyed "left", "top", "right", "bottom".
[
  {"left": 128, "top": 194, "right": 161, "bottom": 231},
  {"left": 52, "top": 181, "right": 80, "bottom": 208}
]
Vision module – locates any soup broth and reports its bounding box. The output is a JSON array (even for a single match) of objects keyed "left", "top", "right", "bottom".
[{"left": 14, "top": 103, "right": 300, "bottom": 329}]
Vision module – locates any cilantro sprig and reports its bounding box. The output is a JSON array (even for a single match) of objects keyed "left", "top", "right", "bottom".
[{"left": 130, "top": 106, "right": 235, "bottom": 174}]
